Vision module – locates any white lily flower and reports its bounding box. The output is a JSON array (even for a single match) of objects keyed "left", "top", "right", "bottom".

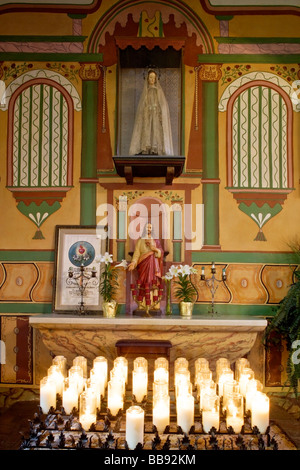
[
  {"left": 115, "top": 259, "right": 128, "bottom": 269},
  {"left": 164, "top": 272, "right": 173, "bottom": 281},
  {"left": 101, "top": 252, "right": 113, "bottom": 265},
  {"left": 95, "top": 254, "right": 102, "bottom": 263},
  {"left": 179, "top": 264, "right": 192, "bottom": 276},
  {"left": 169, "top": 265, "right": 181, "bottom": 277}
]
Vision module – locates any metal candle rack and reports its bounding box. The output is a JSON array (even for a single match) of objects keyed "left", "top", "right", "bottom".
[
  {"left": 19, "top": 394, "right": 280, "bottom": 451},
  {"left": 200, "top": 262, "right": 226, "bottom": 316}
]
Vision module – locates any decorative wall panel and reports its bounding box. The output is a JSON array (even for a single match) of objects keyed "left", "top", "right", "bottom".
[
  {"left": 0, "top": 316, "right": 32, "bottom": 384},
  {"left": 0, "top": 262, "right": 53, "bottom": 303},
  {"left": 189, "top": 263, "right": 297, "bottom": 306}
]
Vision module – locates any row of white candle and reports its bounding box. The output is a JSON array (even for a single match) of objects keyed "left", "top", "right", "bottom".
[
  {"left": 40, "top": 354, "right": 269, "bottom": 449},
  {"left": 193, "top": 357, "right": 269, "bottom": 434}
]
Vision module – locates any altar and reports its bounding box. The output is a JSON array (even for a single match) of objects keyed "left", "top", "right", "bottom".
[{"left": 29, "top": 314, "right": 267, "bottom": 384}]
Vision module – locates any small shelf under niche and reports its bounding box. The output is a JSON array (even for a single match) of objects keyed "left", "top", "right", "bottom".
[{"left": 112, "top": 155, "right": 185, "bottom": 185}]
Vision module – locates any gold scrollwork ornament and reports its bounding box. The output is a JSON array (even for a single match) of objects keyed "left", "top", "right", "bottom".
[
  {"left": 79, "top": 63, "right": 102, "bottom": 81},
  {"left": 199, "top": 64, "right": 222, "bottom": 82}
]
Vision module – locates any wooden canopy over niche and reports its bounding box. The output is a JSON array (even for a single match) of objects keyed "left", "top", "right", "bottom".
[{"left": 95, "top": 5, "right": 212, "bottom": 177}]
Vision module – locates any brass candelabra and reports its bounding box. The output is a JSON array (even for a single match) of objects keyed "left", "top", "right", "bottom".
[
  {"left": 200, "top": 262, "right": 226, "bottom": 316},
  {"left": 67, "top": 264, "right": 98, "bottom": 315}
]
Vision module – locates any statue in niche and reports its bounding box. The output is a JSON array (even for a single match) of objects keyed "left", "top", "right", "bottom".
[
  {"left": 128, "top": 222, "right": 164, "bottom": 288},
  {"left": 129, "top": 69, "right": 174, "bottom": 156}
]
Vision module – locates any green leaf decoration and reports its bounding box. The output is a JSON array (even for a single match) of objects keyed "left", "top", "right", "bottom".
[
  {"left": 238, "top": 202, "right": 282, "bottom": 241},
  {"left": 17, "top": 200, "right": 61, "bottom": 239}
]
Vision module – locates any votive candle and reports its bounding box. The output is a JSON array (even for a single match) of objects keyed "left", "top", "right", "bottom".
[
  {"left": 90, "top": 367, "right": 106, "bottom": 398},
  {"left": 40, "top": 376, "right": 56, "bottom": 414},
  {"left": 126, "top": 406, "right": 144, "bottom": 450},
  {"left": 222, "top": 380, "right": 240, "bottom": 412},
  {"left": 245, "top": 379, "right": 263, "bottom": 413},
  {"left": 68, "top": 366, "right": 84, "bottom": 394},
  {"left": 47, "top": 365, "right": 64, "bottom": 396},
  {"left": 202, "top": 393, "right": 220, "bottom": 433},
  {"left": 176, "top": 393, "right": 194, "bottom": 434},
  {"left": 132, "top": 369, "right": 148, "bottom": 402},
  {"left": 154, "top": 367, "right": 169, "bottom": 384},
  {"left": 153, "top": 394, "right": 170, "bottom": 432},
  {"left": 73, "top": 356, "right": 88, "bottom": 379},
  {"left": 52, "top": 355, "right": 67, "bottom": 378},
  {"left": 251, "top": 392, "right": 269, "bottom": 434},
  {"left": 62, "top": 378, "right": 78, "bottom": 414},
  {"left": 218, "top": 368, "right": 234, "bottom": 397},
  {"left": 107, "top": 380, "right": 124, "bottom": 416},
  {"left": 93, "top": 356, "right": 108, "bottom": 387},
  {"left": 199, "top": 379, "right": 217, "bottom": 411},
  {"left": 114, "top": 356, "right": 128, "bottom": 384},
  {"left": 226, "top": 392, "right": 244, "bottom": 433},
  {"left": 235, "top": 358, "right": 250, "bottom": 381},
  {"left": 154, "top": 357, "right": 169, "bottom": 370},
  {"left": 153, "top": 379, "right": 169, "bottom": 399},
  {"left": 239, "top": 367, "right": 254, "bottom": 396},
  {"left": 195, "top": 357, "right": 210, "bottom": 375}
]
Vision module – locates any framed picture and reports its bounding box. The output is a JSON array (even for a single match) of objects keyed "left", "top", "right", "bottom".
[{"left": 53, "top": 225, "right": 108, "bottom": 314}]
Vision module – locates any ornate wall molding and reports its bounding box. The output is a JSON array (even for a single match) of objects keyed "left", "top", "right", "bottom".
[
  {"left": 87, "top": 0, "right": 214, "bottom": 55},
  {"left": 0, "top": 0, "right": 102, "bottom": 15},
  {"left": 221, "top": 73, "right": 295, "bottom": 241},
  {"left": 219, "top": 70, "right": 300, "bottom": 112},
  {"left": 1, "top": 69, "right": 82, "bottom": 112},
  {"left": 199, "top": 63, "right": 223, "bottom": 82}
]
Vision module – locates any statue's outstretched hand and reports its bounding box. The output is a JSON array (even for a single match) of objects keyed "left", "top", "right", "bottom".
[{"left": 128, "top": 262, "right": 135, "bottom": 271}]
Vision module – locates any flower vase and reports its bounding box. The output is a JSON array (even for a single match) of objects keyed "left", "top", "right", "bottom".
[
  {"left": 165, "top": 280, "right": 172, "bottom": 315},
  {"left": 179, "top": 301, "right": 194, "bottom": 317},
  {"left": 103, "top": 300, "right": 118, "bottom": 318}
]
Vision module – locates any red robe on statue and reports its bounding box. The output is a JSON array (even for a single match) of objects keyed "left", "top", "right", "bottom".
[{"left": 134, "top": 238, "right": 164, "bottom": 288}]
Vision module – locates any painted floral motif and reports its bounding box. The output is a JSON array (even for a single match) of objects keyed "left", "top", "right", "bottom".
[
  {"left": 115, "top": 191, "right": 145, "bottom": 203},
  {"left": 1, "top": 62, "right": 34, "bottom": 81},
  {"left": 1, "top": 62, "right": 79, "bottom": 84},
  {"left": 155, "top": 190, "right": 183, "bottom": 203},
  {"left": 221, "top": 64, "right": 251, "bottom": 86},
  {"left": 45, "top": 62, "right": 79, "bottom": 83},
  {"left": 270, "top": 65, "right": 299, "bottom": 83}
]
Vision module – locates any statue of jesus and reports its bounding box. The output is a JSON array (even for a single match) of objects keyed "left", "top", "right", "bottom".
[
  {"left": 128, "top": 222, "right": 163, "bottom": 288},
  {"left": 129, "top": 69, "right": 174, "bottom": 156}
]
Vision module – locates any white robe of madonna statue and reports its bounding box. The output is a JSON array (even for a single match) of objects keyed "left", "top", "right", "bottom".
[{"left": 129, "top": 71, "right": 174, "bottom": 156}]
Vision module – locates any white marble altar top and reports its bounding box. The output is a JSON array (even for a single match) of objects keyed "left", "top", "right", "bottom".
[{"left": 29, "top": 314, "right": 267, "bottom": 331}]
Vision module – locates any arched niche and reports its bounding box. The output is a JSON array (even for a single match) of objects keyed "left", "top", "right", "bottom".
[
  {"left": 91, "top": 1, "right": 214, "bottom": 177},
  {"left": 127, "top": 196, "right": 170, "bottom": 258}
]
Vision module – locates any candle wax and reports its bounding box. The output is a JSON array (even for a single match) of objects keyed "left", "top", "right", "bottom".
[
  {"left": 226, "top": 416, "right": 243, "bottom": 434},
  {"left": 63, "top": 387, "right": 78, "bottom": 414},
  {"left": 80, "top": 412, "right": 96, "bottom": 431},
  {"left": 176, "top": 395, "right": 194, "bottom": 434},
  {"left": 251, "top": 394, "right": 269, "bottom": 433},
  {"left": 153, "top": 397, "right": 170, "bottom": 432},
  {"left": 40, "top": 379, "right": 56, "bottom": 414},
  {"left": 202, "top": 410, "right": 219, "bottom": 433},
  {"left": 126, "top": 406, "right": 144, "bottom": 450}
]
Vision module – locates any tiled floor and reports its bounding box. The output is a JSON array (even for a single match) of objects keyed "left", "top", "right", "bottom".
[{"left": 0, "top": 399, "right": 299, "bottom": 450}]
